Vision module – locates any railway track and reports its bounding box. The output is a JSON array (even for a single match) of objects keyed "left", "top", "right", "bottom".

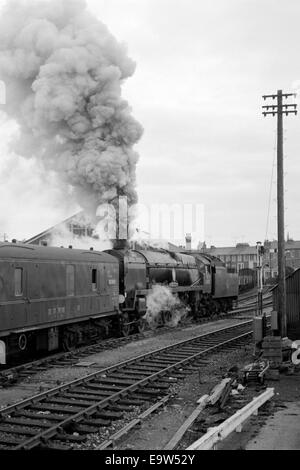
[
  {"left": 231, "top": 300, "right": 272, "bottom": 315},
  {"left": 237, "top": 287, "right": 272, "bottom": 304},
  {"left": 0, "top": 302, "right": 266, "bottom": 387},
  {"left": 0, "top": 320, "right": 256, "bottom": 450}
]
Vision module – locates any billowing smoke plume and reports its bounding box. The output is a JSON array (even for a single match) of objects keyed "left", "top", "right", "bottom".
[
  {"left": 144, "top": 285, "right": 190, "bottom": 329},
  {"left": 0, "top": 0, "right": 143, "bottom": 217}
]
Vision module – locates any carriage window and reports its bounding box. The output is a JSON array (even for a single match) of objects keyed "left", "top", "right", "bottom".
[
  {"left": 92, "top": 269, "right": 97, "bottom": 291},
  {"left": 14, "top": 268, "right": 23, "bottom": 296},
  {"left": 66, "top": 265, "right": 75, "bottom": 296}
]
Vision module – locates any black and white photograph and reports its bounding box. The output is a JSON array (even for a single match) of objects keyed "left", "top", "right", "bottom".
[{"left": 0, "top": 0, "right": 299, "bottom": 454}]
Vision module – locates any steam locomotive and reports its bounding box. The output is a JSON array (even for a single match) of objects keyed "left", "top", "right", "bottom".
[
  {"left": 105, "top": 248, "right": 238, "bottom": 330},
  {"left": 0, "top": 242, "right": 238, "bottom": 365}
]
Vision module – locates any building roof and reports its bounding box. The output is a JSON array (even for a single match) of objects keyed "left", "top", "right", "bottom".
[
  {"left": 0, "top": 242, "right": 117, "bottom": 263},
  {"left": 266, "top": 240, "right": 300, "bottom": 250},
  {"left": 25, "top": 211, "right": 87, "bottom": 244},
  {"left": 205, "top": 245, "right": 257, "bottom": 256}
]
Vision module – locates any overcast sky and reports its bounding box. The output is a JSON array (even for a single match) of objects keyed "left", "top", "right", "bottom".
[{"left": 0, "top": 0, "right": 300, "bottom": 247}]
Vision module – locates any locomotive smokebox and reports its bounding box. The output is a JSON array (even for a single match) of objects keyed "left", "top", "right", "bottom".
[{"left": 113, "top": 239, "right": 130, "bottom": 250}]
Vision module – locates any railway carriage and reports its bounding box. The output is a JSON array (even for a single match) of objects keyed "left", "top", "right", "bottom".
[{"left": 0, "top": 243, "right": 119, "bottom": 364}]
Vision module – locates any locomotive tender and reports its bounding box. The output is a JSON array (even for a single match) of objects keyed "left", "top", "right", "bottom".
[{"left": 0, "top": 242, "right": 238, "bottom": 365}]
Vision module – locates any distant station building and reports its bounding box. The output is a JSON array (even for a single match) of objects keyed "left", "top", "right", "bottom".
[
  {"left": 200, "top": 242, "right": 257, "bottom": 289},
  {"left": 179, "top": 236, "right": 257, "bottom": 288},
  {"left": 203, "top": 243, "right": 257, "bottom": 272}
]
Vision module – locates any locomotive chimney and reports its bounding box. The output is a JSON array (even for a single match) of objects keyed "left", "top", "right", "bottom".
[
  {"left": 185, "top": 233, "right": 192, "bottom": 251},
  {"left": 111, "top": 190, "right": 130, "bottom": 250}
]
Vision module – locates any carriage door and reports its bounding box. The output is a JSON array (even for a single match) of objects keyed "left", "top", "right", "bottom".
[
  {"left": 99, "top": 264, "right": 109, "bottom": 310},
  {"left": 13, "top": 264, "right": 27, "bottom": 328}
]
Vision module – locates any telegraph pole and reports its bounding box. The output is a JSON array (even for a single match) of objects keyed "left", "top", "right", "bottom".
[
  {"left": 262, "top": 90, "right": 297, "bottom": 337},
  {"left": 256, "top": 241, "right": 263, "bottom": 316}
]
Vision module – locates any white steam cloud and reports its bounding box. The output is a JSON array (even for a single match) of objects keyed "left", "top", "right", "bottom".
[
  {"left": 144, "top": 285, "right": 190, "bottom": 329},
  {"left": 0, "top": 0, "right": 143, "bottom": 218},
  {"left": 48, "top": 219, "right": 112, "bottom": 251}
]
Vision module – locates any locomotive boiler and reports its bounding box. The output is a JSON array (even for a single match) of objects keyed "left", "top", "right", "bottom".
[{"left": 105, "top": 248, "right": 204, "bottom": 331}]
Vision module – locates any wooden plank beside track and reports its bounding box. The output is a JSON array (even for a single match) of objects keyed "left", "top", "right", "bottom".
[{"left": 164, "top": 395, "right": 209, "bottom": 450}]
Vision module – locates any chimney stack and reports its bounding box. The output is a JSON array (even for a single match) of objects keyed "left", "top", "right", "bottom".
[{"left": 185, "top": 233, "right": 192, "bottom": 251}]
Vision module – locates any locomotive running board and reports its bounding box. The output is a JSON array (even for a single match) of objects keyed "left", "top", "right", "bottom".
[{"left": 135, "top": 286, "right": 204, "bottom": 295}]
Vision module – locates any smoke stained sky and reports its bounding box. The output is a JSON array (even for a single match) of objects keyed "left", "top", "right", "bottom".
[{"left": 0, "top": 0, "right": 300, "bottom": 246}]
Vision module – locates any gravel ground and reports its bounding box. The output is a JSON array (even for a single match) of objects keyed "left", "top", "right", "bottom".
[{"left": 108, "top": 345, "right": 256, "bottom": 450}]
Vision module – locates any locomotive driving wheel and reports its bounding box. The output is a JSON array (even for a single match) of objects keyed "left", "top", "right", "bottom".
[
  {"left": 121, "top": 313, "right": 131, "bottom": 337},
  {"left": 137, "top": 317, "right": 148, "bottom": 333},
  {"left": 162, "top": 310, "right": 172, "bottom": 325},
  {"left": 62, "top": 330, "right": 76, "bottom": 351},
  {"left": 18, "top": 334, "right": 27, "bottom": 351},
  {"left": 149, "top": 314, "right": 161, "bottom": 330}
]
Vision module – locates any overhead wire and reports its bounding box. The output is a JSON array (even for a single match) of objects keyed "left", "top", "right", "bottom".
[{"left": 264, "top": 130, "right": 277, "bottom": 241}]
